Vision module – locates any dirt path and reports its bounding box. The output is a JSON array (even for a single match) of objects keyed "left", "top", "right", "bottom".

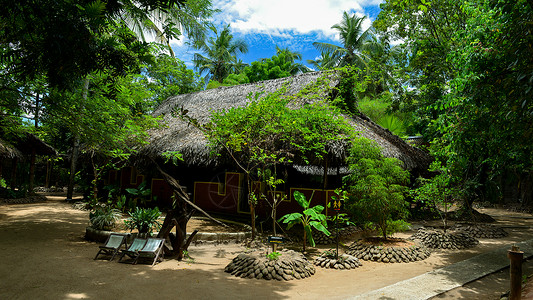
[{"left": 1, "top": 197, "right": 532, "bottom": 299}]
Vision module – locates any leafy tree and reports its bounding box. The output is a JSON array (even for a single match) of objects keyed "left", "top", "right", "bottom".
[
  {"left": 192, "top": 25, "right": 248, "bottom": 82},
  {"left": 44, "top": 72, "right": 158, "bottom": 200},
  {"left": 119, "top": 0, "right": 215, "bottom": 56},
  {"left": 197, "top": 77, "right": 355, "bottom": 239},
  {"left": 343, "top": 137, "right": 410, "bottom": 239},
  {"left": 141, "top": 54, "right": 203, "bottom": 107},
  {"left": 412, "top": 161, "right": 466, "bottom": 232},
  {"left": 0, "top": 0, "right": 192, "bottom": 90},
  {"left": 376, "top": 0, "right": 533, "bottom": 207},
  {"left": 373, "top": 0, "right": 467, "bottom": 139},
  {"left": 244, "top": 46, "right": 308, "bottom": 83},
  {"left": 307, "top": 49, "right": 339, "bottom": 71}
]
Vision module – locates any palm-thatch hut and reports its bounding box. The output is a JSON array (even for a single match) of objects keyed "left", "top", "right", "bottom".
[
  {"left": 135, "top": 71, "right": 432, "bottom": 217},
  {"left": 0, "top": 133, "right": 56, "bottom": 191},
  {"left": 143, "top": 71, "right": 430, "bottom": 170}
]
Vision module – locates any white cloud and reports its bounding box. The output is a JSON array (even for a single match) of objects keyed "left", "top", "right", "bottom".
[{"left": 214, "top": 0, "right": 379, "bottom": 39}]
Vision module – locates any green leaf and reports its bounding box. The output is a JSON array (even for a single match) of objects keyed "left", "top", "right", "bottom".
[
  {"left": 293, "top": 191, "right": 310, "bottom": 209},
  {"left": 310, "top": 221, "right": 331, "bottom": 236}
]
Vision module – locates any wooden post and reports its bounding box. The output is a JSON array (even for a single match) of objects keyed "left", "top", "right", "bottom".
[
  {"left": 508, "top": 245, "right": 524, "bottom": 300},
  {"left": 10, "top": 157, "right": 17, "bottom": 190},
  {"left": 28, "top": 149, "right": 36, "bottom": 193}
]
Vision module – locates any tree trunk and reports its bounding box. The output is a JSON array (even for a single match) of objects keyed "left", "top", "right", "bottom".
[
  {"left": 322, "top": 156, "right": 328, "bottom": 190},
  {"left": 153, "top": 160, "right": 227, "bottom": 260},
  {"left": 67, "top": 77, "right": 89, "bottom": 201},
  {"left": 35, "top": 93, "right": 40, "bottom": 128},
  {"left": 302, "top": 228, "right": 307, "bottom": 253},
  {"left": 28, "top": 149, "right": 36, "bottom": 194},
  {"left": 45, "top": 159, "right": 51, "bottom": 188},
  {"left": 66, "top": 137, "right": 79, "bottom": 201},
  {"left": 250, "top": 200, "right": 256, "bottom": 240}
]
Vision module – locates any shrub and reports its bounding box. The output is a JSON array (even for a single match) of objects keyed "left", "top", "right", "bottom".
[
  {"left": 124, "top": 207, "right": 162, "bottom": 234},
  {"left": 343, "top": 137, "right": 410, "bottom": 239},
  {"left": 89, "top": 205, "right": 121, "bottom": 230}
]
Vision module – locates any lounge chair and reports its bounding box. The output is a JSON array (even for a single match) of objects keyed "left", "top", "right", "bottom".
[
  {"left": 118, "top": 238, "right": 147, "bottom": 263},
  {"left": 132, "top": 238, "right": 165, "bottom": 266},
  {"left": 94, "top": 234, "right": 128, "bottom": 261}
]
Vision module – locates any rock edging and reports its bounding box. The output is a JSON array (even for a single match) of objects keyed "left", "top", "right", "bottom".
[
  {"left": 347, "top": 240, "right": 430, "bottom": 263},
  {"left": 224, "top": 249, "right": 315, "bottom": 280}
]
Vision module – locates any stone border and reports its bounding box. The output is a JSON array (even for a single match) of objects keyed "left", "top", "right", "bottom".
[
  {"left": 224, "top": 249, "right": 315, "bottom": 280},
  {"left": 314, "top": 252, "right": 362, "bottom": 269},
  {"left": 347, "top": 240, "right": 431, "bottom": 263},
  {"left": 410, "top": 228, "right": 479, "bottom": 249},
  {"left": 452, "top": 223, "right": 508, "bottom": 239},
  {"left": 409, "top": 228, "right": 479, "bottom": 250}
]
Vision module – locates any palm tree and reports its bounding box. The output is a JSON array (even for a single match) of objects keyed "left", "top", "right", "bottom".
[
  {"left": 307, "top": 49, "right": 341, "bottom": 70},
  {"left": 313, "top": 12, "right": 376, "bottom": 69},
  {"left": 116, "top": 0, "right": 214, "bottom": 57},
  {"left": 192, "top": 25, "right": 249, "bottom": 82},
  {"left": 275, "top": 46, "right": 309, "bottom": 75}
]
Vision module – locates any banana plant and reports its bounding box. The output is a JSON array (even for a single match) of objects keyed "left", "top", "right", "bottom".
[{"left": 279, "top": 191, "right": 330, "bottom": 253}]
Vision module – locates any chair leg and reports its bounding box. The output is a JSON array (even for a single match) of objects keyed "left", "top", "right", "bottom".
[
  {"left": 109, "top": 250, "right": 118, "bottom": 261},
  {"left": 94, "top": 250, "right": 103, "bottom": 260}
]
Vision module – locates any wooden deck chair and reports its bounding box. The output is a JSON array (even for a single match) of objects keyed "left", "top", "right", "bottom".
[
  {"left": 118, "top": 238, "right": 147, "bottom": 263},
  {"left": 133, "top": 238, "right": 165, "bottom": 266},
  {"left": 94, "top": 234, "right": 128, "bottom": 261}
]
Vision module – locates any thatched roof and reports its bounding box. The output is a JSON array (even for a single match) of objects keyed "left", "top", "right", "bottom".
[
  {"left": 15, "top": 133, "right": 57, "bottom": 156},
  {"left": 0, "top": 133, "right": 56, "bottom": 159},
  {"left": 142, "top": 71, "right": 432, "bottom": 171},
  {"left": 0, "top": 138, "right": 23, "bottom": 159}
]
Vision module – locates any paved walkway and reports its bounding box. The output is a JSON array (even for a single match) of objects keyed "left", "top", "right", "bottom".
[{"left": 350, "top": 239, "right": 533, "bottom": 300}]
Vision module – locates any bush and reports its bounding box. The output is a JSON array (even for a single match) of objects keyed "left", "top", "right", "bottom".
[
  {"left": 89, "top": 205, "right": 121, "bottom": 230},
  {"left": 343, "top": 137, "right": 410, "bottom": 239},
  {"left": 124, "top": 207, "right": 162, "bottom": 234}
]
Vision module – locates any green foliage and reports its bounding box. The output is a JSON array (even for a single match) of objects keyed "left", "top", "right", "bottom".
[
  {"left": 0, "top": 178, "right": 6, "bottom": 189},
  {"left": 125, "top": 181, "right": 153, "bottom": 206},
  {"left": 89, "top": 205, "right": 122, "bottom": 231},
  {"left": 0, "top": 0, "right": 209, "bottom": 89},
  {"left": 312, "top": 11, "right": 376, "bottom": 69},
  {"left": 124, "top": 207, "right": 162, "bottom": 234},
  {"left": 358, "top": 95, "right": 410, "bottom": 136},
  {"left": 343, "top": 137, "right": 410, "bottom": 239},
  {"left": 206, "top": 73, "right": 249, "bottom": 89},
  {"left": 411, "top": 161, "right": 475, "bottom": 231},
  {"left": 375, "top": 0, "right": 533, "bottom": 209},
  {"left": 161, "top": 151, "right": 184, "bottom": 166},
  {"left": 244, "top": 46, "right": 308, "bottom": 83},
  {"left": 266, "top": 251, "right": 282, "bottom": 261},
  {"left": 192, "top": 25, "right": 248, "bottom": 82},
  {"left": 141, "top": 54, "right": 203, "bottom": 107},
  {"left": 279, "top": 191, "right": 330, "bottom": 250},
  {"left": 206, "top": 79, "right": 355, "bottom": 167}
]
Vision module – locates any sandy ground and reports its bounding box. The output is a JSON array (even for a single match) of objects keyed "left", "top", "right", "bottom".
[{"left": 1, "top": 195, "right": 533, "bottom": 300}]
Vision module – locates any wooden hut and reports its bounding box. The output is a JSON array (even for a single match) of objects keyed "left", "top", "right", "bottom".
[
  {"left": 0, "top": 133, "right": 56, "bottom": 191},
  {"left": 133, "top": 71, "right": 432, "bottom": 217}
]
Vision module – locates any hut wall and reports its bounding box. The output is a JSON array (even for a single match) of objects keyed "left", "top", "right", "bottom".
[{"left": 110, "top": 166, "right": 343, "bottom": 219}]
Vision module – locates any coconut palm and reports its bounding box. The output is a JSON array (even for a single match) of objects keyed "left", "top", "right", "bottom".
[
  {"left": 307, "top": 49, "right": 341, "bottom": 71},
  {"left": 192, "top": 25, "right": 249, "bottom": 82},
  {"left": 313, "top": 12, "right": 376, "bottom": 69},
  {"left": 117, "top": 0, "right": 213, "bottom": 56},
  {"left": 275, "top": 46, "right": 309, "bottom": 75}
]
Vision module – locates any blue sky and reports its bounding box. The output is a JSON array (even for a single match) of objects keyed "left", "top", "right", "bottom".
[{"left": 170, "top": 0, "right": 383, "bottom": 71}]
